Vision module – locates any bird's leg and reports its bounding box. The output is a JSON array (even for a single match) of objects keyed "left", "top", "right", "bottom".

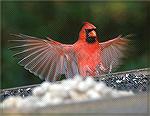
[
  {"left": 99, "top": 63, "right": 107, "bottom": 72},
  {"left": 108, "top": 62, "right": 113, "bottom": 73},
  {"left": 81, "top": 65, "right": 92, "bottom": 78},
  {"left": 95, "top": 63, "right": 107, "bottom": 76},
  {"left": 106, "top": 62, "right": 114, "bottom": 77},
  {"left": 85, "top": 65, "right": 93, "bottom": 76}
]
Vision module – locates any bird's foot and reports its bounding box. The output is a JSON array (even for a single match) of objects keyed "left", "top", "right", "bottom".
[
  {"left": 106, "top": 62, "right": 114, "bottom": 78},
  {"left": 106, "top": 71, "right": 114, "bottom": 78}
]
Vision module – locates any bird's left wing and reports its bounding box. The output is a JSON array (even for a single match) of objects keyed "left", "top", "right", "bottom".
[
  {"left": 99, "top": 35, "right": 130, "bottom": 72},
  {"left": 9, "top": 34, "right": 79, "bottom": 81}
]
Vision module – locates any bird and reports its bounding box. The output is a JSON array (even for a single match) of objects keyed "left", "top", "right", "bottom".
[{"left": 9, "top": 22, "right": 130, "bottom": 81}]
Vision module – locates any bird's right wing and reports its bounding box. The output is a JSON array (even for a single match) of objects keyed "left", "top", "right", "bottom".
[
  {"left": 9, "top": 34, "right": 79, "bottom": 81},
  {"left": 99, "top": 35, "right": 131, "bottom": 72}
]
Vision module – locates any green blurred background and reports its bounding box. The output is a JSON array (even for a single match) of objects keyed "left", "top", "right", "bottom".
[{"left": 1, "top": 1, "right": 150, "bottom": 88}]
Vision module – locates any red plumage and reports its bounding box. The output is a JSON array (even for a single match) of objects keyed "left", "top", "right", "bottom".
[{"left": 9, "top": 22, "right": 129, "bottom": 81}]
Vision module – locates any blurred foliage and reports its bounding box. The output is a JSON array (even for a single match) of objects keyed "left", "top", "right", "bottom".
[{"left": 1, "top": 1, "right": 150, "bottom": 88}]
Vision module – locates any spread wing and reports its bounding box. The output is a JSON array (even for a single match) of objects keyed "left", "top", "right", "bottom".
[
  {"left": 100, "top": 35, "right": 131, "bottom": 72},
  {"left": 9, "top": 34, "right": 79, "bottom": 81}
]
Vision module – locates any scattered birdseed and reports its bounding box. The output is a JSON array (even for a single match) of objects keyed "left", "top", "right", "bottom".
[
  {"left": 0, "top": 72, "right": 149, "bottom": 103},
  {"left": 0, "top": 87, "right": 34, "bottom": 102},
  {"left": 98, "top": 73, "right": 149, "bottom": 93},
  {"left": 1, "top": 76, "right": 134, "bottom": 110}
]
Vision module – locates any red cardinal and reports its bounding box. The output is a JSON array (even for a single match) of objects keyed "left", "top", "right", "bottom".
[{"left": 9, "top": 22, "right": 129, "bottom": 81}]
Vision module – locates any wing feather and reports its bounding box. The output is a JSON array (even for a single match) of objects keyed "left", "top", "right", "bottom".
[
  {"left": 100, "top": 35, "right": 130, "bottom": 71},
  {"left": 18, "top": 46, "right": 49, "bottom": 66},
  {"left": 24, "top": 47, "right": 50, "bottom": 69},
  {"left": 9, "top": 34, "right": 79, "bottom": 81}
]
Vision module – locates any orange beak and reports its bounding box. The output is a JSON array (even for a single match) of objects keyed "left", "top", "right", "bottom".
[{"left": 89, "top": 30, "right": 96, "bottom": 37}]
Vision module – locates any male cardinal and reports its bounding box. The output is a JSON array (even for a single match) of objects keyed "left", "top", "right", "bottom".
[{"left": 9, "top": 22, "right": 129, "bottom": 81}]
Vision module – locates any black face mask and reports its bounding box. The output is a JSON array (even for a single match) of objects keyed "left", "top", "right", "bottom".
[
  {"left": 86, "top": 36, "right": 96, "bottom": 43},
  {"left": 85, "top": 29, "right": 96, "bottom": 44}
]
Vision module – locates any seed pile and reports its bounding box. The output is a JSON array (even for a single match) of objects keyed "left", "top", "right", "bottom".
[
  {"left": 1, "top": 76, "right": 134, "bottom": 110},
  {"left": 99, "top": 73, "right": 149, "bottom": 93},
  {"left": 0, "top": 87, "right": 33, "bottom": 102},
  {"left": 0, "top": 72, "right": 149, "bottom": 103}
]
